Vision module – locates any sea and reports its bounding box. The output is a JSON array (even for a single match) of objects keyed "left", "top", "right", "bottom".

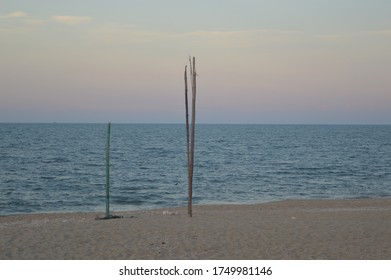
[{"left": 0, "top": 123, "right": 390, "bottom": 216}]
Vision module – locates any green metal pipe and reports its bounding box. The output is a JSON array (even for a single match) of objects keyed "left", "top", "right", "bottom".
[{"left": 105, "top": 122, "right": 111, "bottom": 218}]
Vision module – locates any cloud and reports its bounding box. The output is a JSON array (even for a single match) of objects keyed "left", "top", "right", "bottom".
[
  {"left": 314, "top": 34, "right": 349, "bottom": 41},
  {"left": 89, "top": 24, "right": 303, "bottom": 49},
  {"left": 315, "top": 29, "right": 391, "bottom": 41},
  {"left": 185, "top": 29, "right": 303, "bottom": 46},
  {"left": 0, "top": 11, "right": 30, "bottom": 33},
  {"left": 370, "top": 29, "right": 391, "bottom": 36},
  {"left": 52, "top": 15, "right": 91, "bottom": 25},
  {"left": 0, "top": 11, "right": 27, "bottom": 19}
]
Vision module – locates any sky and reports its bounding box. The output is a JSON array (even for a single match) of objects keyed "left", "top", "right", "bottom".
[{"left": 1, "top": 0, "right": 390, "bottom": 124}]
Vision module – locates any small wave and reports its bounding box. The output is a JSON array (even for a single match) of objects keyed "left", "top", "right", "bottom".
[
  {"left": 112, "top": 197, "right": 144, "bottom": 205},
  {"left": 40, "top": 176, "right": 56, "bottom": 180}
]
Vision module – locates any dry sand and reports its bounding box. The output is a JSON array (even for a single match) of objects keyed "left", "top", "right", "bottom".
[{"left": 0, "top": 198, "right": 390, "bottom": 260}]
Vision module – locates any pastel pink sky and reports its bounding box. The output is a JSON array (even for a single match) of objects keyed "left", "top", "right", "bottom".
[{"left": 1, "top": 1, "right": 390, "bottom": 124}]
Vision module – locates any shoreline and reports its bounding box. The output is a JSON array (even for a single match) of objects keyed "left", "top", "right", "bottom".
[
  {"left": 2, "top": 195, "right": 390, "bottom": 217},
  {"left": 1, "top": 198, "right": 390, "bottom": 260}
]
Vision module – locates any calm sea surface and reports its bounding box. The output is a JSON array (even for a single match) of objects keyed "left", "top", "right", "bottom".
[{"left": 0, "top": 124, "right": 390, "bottom": 215}]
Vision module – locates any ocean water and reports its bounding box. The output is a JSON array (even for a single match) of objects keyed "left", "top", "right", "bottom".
[{"left": 0, "top": 123, "right": 390, "bottom": 216}]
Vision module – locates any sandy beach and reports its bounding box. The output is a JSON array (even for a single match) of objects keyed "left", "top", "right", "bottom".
[{"left": 0, "top": 198, "right": 390, "bottom": 260}]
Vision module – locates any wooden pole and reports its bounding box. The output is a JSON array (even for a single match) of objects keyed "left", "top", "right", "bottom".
[
  {"left": 105, "top": 122, "right": 111, "bottom": 218},
  {"left": 184, "top": 66, "right": 192, "bottom": 216},
  {"left": 185, "top": 66, "right": 190, "bottom": 167},
  {"left": 188, "top": 56, "right": 197, "bottom": 217}
]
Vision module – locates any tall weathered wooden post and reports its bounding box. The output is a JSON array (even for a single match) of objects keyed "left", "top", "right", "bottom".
[{"left": 184, "top": 56, "right": 197, "bottom": 217}]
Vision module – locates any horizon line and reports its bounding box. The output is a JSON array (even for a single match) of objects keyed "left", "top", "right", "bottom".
[{"left": 1, "top": 122, "right": 390, "bottom": 126}]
